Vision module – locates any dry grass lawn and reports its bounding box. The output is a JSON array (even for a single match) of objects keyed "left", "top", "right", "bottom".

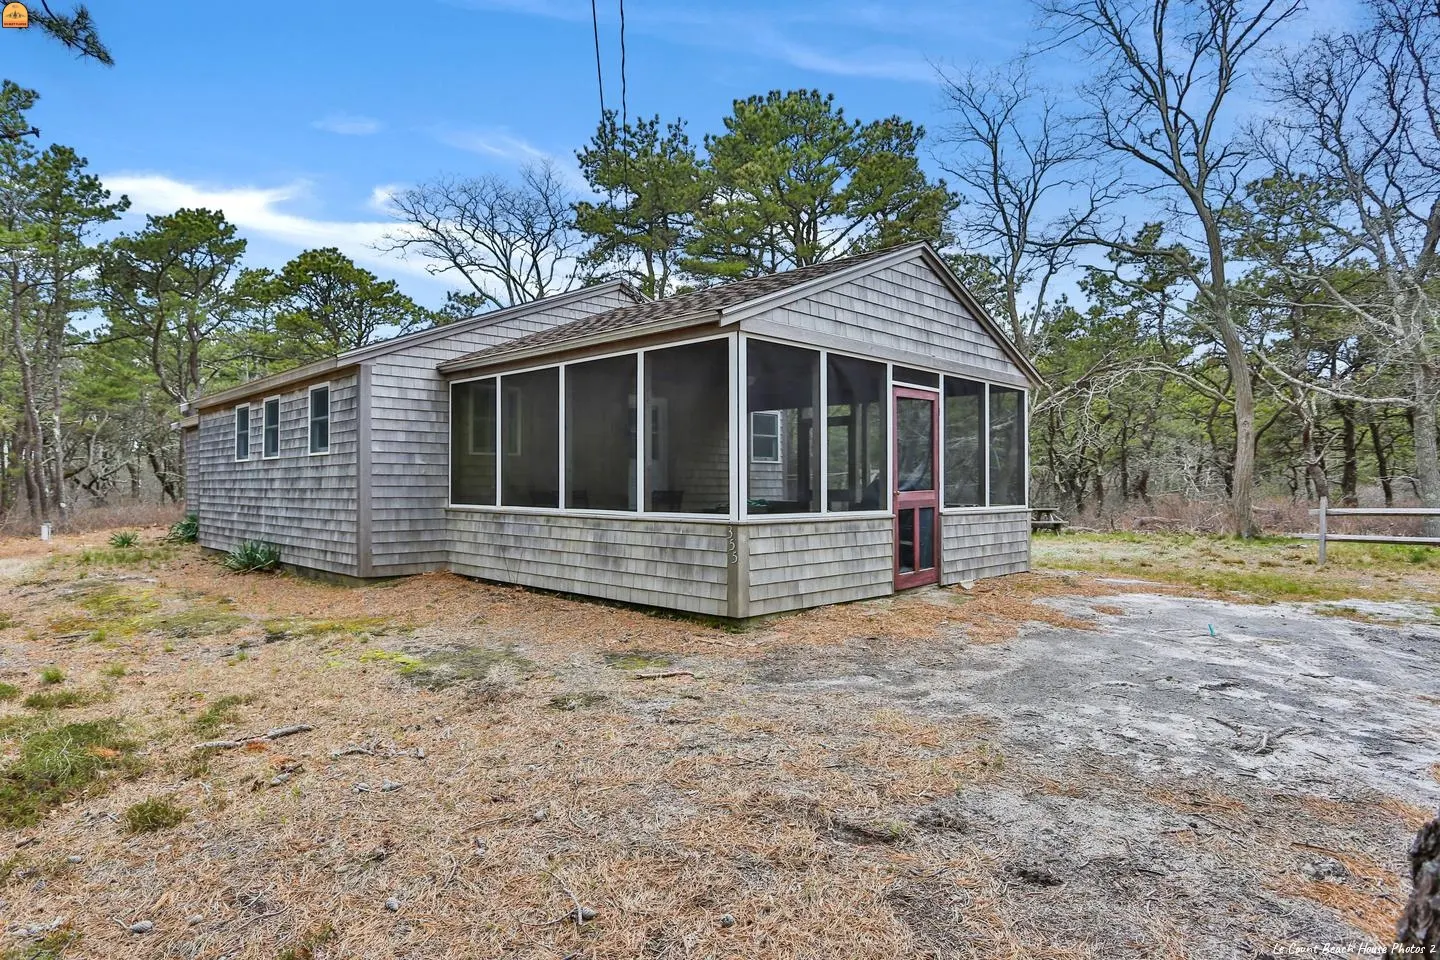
[{"left": 0, "top": 528, "right": 1434, "bottom": 958}]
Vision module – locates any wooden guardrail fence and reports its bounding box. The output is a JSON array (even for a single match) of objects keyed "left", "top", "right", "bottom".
[{"left": 1304, "top": 496, "right": 1440, "bottom": 565}]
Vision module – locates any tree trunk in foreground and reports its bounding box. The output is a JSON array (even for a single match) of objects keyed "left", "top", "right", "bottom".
[{"left": 1392, "top": 809, "right": 1440, "bottom": 954}]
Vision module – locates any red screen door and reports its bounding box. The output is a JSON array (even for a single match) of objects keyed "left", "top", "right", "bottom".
[{"left": 894, "top": 386, "right": 939, "bottom": 589}]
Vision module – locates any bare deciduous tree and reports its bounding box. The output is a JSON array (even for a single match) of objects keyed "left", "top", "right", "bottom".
[
  {"left": 1259, "top": 0, "right": 1440, "bottom": 533},
  {"left": 1040, "top": 0, "right": 1303, "bottom": 537},
  {"left": 382, "top": 160, "right": 583, "bottom": 314},
  {"left": 935, "top": 63, "right": 1111, "bottom": 352}
]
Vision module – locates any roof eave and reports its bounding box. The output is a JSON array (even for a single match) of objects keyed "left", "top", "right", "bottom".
[
  {"left": 187, "top": 357, "right": 354, "bottom": 413},
  {"left": 439, "top": 312, "right": 722, "bottom": 375},
  {"left": 186, "top": 280, "right": 646, "bottom": 412}
]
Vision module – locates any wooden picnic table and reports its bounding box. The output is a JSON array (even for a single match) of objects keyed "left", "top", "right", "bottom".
[{"left": 1030, "top": 506, "right": 1068, "bottom": 534}]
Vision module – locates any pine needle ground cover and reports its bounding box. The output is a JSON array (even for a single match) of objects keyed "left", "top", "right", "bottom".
[{"left": 0, "top": 526, "right": 1433, "bottom": 958}]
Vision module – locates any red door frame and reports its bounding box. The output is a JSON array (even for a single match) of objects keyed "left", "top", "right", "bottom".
[{"left": 893, "top": 385, "right": 940, "bottom": 589}]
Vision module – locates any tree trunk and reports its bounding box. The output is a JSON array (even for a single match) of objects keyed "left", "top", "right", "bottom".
[
  {"left": 1338, "top": 403, "right": 1359, "bottom": 506},
  {"left": 1414, "top": 369, "right": 1440, "bottom": 538},
  {"left": 1391, "top": 810, "right": 1440, "bottom": 955},
  {"left": 1371, "top": 420, "right": 1394, "bottom": 507}
]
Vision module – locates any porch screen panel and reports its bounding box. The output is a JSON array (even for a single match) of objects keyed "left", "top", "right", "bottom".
[
  {"left": 988, "top": 385, "right": 1027, "bottom": 506},
  {"left": 943, "top": 377, "right": 985, "bottom": 507},
  {"left": 450, "top": 378, "right": 497, "bottom": 505},
  {"left": 566, "top": 354, "right": 637, "bottom": 511},
  {"left": 747, "top": 341, "right": 820, "bottom": 514},
  {"left": 826, "top": 355, "right": 886, "bottom": 511},
  {"left": 643, "top": 340, "right": 730, "bottom": 514},
  {"left": 501, "top": 368, "right": 559, "bottom": 508}
]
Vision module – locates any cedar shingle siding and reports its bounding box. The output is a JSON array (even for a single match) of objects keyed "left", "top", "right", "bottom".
[{"left": 184, "top": 244, "right": 1038, "bottom": 614}]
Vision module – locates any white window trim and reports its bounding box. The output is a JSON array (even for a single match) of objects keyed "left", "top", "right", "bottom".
[
  {"left": 234, "top": 404, "right": 252, "bottom": 462},
  {"left": 261, "top": 395, "right": 281, "bottom": 460},
  {"left": 308, "top": 382, "right": 331, "bottom": 456},
  {"left": 749, "top": 410, "right": 781, "bottom": 463}
]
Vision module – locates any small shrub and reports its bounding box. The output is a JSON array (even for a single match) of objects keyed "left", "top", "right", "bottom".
[
  {"left": 39, "top": 667, "right": 64, "bottom": 686},
  {"left": 221, "top": 540, "right": 281, "bottom": 573},
  {"left": 0, "top": 683, "right": 19, "bottom": 702},
  {"left": 122, "top": 796, "right": 186, "bottom": 834},
  {"left": 164, "top": 513, "right": 199, "bottom": 544},
  {"left": 107, "top": 531, "right": 139, "bottom": 548}
]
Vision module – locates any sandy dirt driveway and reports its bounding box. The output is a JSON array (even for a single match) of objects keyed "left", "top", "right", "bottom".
[{"left": 0, "top": 533, "right": 1436, "bottom": 959}]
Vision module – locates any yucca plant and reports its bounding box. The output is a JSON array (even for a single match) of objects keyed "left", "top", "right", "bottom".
[
  {"left": 221, "top": 540, "right": 281, "bottom": 573},
  {"left": 165, "top": 513, "right": 199, "bottom": 544},
  {"left": 108, "top": 530, "right": 139, "bottom": 548}
]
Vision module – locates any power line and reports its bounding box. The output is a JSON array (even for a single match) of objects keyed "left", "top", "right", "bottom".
[
  {"left": 618, "top": 0, "right": 628, "bottom": 133},
  {"left": 590, "top": 0, "right": 606, "bottom": 122}
]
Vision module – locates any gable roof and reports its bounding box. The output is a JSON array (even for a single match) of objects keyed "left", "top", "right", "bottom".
[
  {"left": 186, "top": 280, "right": 644, "bottom": 412},
  {"left": 438, "top": 243, "right": 1042, "bottom": 386}
]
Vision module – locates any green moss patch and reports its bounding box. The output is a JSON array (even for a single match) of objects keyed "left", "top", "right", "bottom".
[
  {"left": 145, "top": 607, "right": 247, "bottom": 638},
  {"left": 360, "top": 645, "right": 534, "bottom": 690},
  {"left": 266, "top": 615, "right": 400, "bottom": 641},
  {"left": 122, "top": 796, "right": 186, "bottom": 833},
  {"left": 548, "top": 691, "right": 611, "bottom": 711},
  {"left": 191, "top": 694, "right": 253, "bottom": 738},
  {"left": 0, "top": 718, "right": 138, "bottom": 828},
  {"left": 23, "top": 687, "right": 110, "bottom": 711},
  {"left": 602, "top": 651, "right": 674, "bottom": 671}
]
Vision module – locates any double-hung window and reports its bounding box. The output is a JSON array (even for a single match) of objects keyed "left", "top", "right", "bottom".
[
  {"left": 234, "top": 406, "right": 251, "bottom": 461},
  {"left": 262, "top": 397, "right": 280, "bottom": 458},
  {"left": 309, "top": 385, "right": 330, "bottom": 455},
  {"left": 749, "top": 411, "right": 781, "bottom": 463}
]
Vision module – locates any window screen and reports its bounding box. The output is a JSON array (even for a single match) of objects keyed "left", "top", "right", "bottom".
[
  {"left": 746, "top": 340, "right": 820, "bottom": 514},
  {"left": 566, "top": 354, "right": 637, "bottom": 510},
  {"left": 988, "top": 385, "right": 1026, "bottom": 506},
  {"left": 644, "top": 340, "right": 730, "bottom": 514},
  {"left": 826, "top": 355, "right": 886, "bottom": 511},
  {"left": 501, "top": 368, "right": 559, "bottom": 507},
  {"left": 943, "top": 378, "right": 985, "bottom": 507},
  {"left": 451, "top": 378, "right": 497, "bottom": 505}
]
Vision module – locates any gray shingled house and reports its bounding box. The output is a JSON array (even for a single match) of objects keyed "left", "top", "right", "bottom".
[{"left": 180, "top": 242, "right": 1039, "bottom": 617}]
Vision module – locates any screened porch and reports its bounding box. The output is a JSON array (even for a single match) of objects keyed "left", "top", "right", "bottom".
[{"left": 446, "top": 331, "right": 1028, "bottom": 523}]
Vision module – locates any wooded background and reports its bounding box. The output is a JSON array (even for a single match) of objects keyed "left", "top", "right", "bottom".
[{"left": 1, "top": 0, "right": 1435, "bottom": 537}]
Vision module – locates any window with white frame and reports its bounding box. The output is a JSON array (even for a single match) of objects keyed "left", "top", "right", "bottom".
[
  {"left": 234, "top": 405, "right": 251, "bottom": 461},
  {"left": 308, "top": 385, "right": 330, "bottom": 454},
  {"left": 262, "top": 397, "right": 280, "bottom": 458},
  {"left": 749, "top": 411, "right": 780, "bottom": 463}
]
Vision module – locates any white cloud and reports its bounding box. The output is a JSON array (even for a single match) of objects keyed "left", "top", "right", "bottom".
[
  {"left": 311, "top": 113, "right": 382, "bottom": 136},
  {"left": 431, "top": 128, "right": 591, "bottom": 192},
  {"left": 434, "top": 128, "right": 553, "bottom": 163},
  {"left": 758, "top": 36, "right": 936, "bottom": 83},
  {"left": 100, "top": 173, "right": 451, "bottom": 296}
]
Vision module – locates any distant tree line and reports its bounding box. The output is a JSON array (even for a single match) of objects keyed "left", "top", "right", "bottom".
[{"left": 1, "top": 0, "right": 1436, "bottom": 539}]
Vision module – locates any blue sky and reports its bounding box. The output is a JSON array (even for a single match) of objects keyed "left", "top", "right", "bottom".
[{"left": 6, "top": 0, "right": 1353, "bottom": 308}]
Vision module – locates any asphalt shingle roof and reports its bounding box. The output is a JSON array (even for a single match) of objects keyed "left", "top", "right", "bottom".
[{"left": 442, "top": 243, "right": 918, "bottom": 371}]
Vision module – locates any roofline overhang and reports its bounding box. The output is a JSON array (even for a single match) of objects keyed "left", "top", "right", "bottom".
[
  {"left": 185, "top": 280, "right": 644, "bottom": 412},
  {"left": 437, "top": 312, "right": 722, "bottom": 376}
]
